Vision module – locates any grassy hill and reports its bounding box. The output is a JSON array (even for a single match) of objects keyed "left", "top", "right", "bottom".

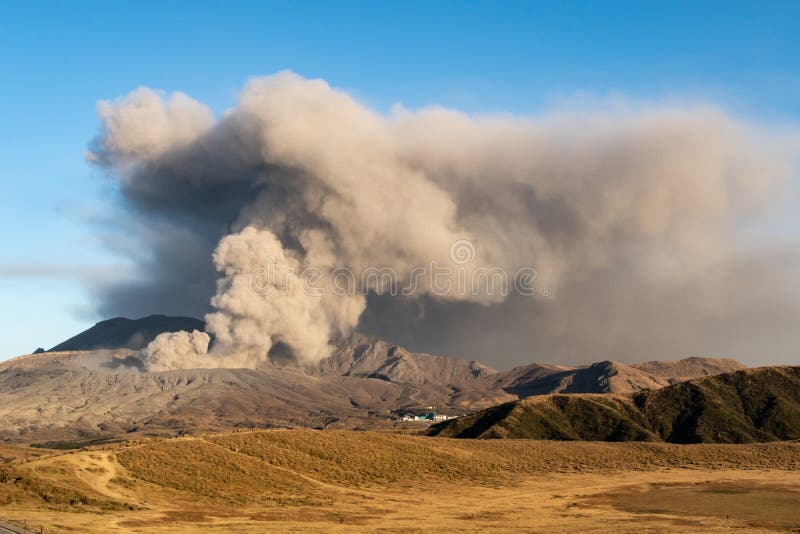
[
  {"left": 635, "top": 366, "right": 800, "bottom": 443},
  {"left": 430, "top": 366, "right": 800, "bottom": 443}
]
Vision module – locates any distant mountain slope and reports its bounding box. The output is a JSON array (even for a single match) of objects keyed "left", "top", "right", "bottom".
[
  {"left": 313, "top": 333, "right": 495, "bottom": 385},
  {"left": 429, "top": 366, "right": 800, "bottom": 443},
  {"left": 481, "top": 357, "right": 746, "bottom": 397},
  {"left": 630, "top": 356, "right": 746, "bottom": 384},
  {"left": 490, "top": 360, "right": 666, "bottom": 395},
  {"left": 48, "top": 315, "right": 205, "bottom": 352}
]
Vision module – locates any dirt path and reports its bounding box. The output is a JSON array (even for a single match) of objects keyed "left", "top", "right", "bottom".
[
  {"left": 70, "top": 452, "right": 129, "bottom": 501},
  {"left": 22, "top": 449, "right": 134, "bottom": 504}
]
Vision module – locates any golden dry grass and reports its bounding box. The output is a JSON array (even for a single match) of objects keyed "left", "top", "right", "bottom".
[{"left": 1, "top": 430, "right": 799, "bottom": 532}]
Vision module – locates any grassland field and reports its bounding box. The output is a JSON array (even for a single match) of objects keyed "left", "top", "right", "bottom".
[{"left": 0, "top": 430, "right": 799, "bottom": 532}]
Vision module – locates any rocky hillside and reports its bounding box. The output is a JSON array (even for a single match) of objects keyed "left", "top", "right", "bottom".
[
  {"left": 0, "top": 342, "right": 503, "bottom": 443},
  {"left": 312, "top": 333, "right": 495, "bottom": 385},
  {"left": 429, "top": 366, "right": 800, "bottom": 443},
  {"left": 0, "top": 353, "right": 424, "bottom": 441}
]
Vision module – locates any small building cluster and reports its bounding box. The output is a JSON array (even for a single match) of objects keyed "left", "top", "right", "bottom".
[{"left": 400, "top": 412, "right": 456, "bottom": 422}]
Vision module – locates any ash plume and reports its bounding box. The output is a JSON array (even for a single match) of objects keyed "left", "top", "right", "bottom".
[{"left": 89, "top": 72, "right": 799, "bottom": 370}]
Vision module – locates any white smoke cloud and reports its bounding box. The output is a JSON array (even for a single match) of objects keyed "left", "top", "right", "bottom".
[
  {"left": 92, "top": 87, "right": 213, "bottom": 164},
  {"left": 90, "top": 71, "right": 799, "bottom": 370},
  {"left": 142, "top": 329, "right": 211, "bottom": 371},
  {"left": 141, "top": 224, "right": 367, "bottom": 371}
]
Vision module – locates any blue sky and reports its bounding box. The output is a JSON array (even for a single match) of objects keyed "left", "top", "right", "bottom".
[{"left": 1, "top": 1, "right": 799, "bottom": 359}]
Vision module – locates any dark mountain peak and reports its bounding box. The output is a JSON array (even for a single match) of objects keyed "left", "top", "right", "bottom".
[
  {"left": 49, "top": 315, "right": 205, "bottom": 352},
  {"left": 588, "top": 360, "right": 618, "bottom": 371}
]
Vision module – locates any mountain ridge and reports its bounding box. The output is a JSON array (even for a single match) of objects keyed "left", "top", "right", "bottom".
[
  {"left": 0, "top": 316, "right": 750, "bottom": 443},
  {"left": 30, "top": 315, "right": 747, "bottom": 395},
  {"left": 429, "top": 366, "right": 800, "bottom": 443}
]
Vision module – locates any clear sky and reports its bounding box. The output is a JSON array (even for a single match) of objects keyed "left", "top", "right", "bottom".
[{"left": 1, "top": 1, "right": 799, "bottom": 359}]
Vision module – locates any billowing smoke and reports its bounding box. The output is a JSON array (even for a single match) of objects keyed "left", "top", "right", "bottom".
[{"left": 89, "top": 71, "right": 800, "bottom": 370}]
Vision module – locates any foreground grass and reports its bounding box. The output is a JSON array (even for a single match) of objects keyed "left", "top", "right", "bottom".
[{"left": 1, "top": 430, "right": 799, "bottom": 532}]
